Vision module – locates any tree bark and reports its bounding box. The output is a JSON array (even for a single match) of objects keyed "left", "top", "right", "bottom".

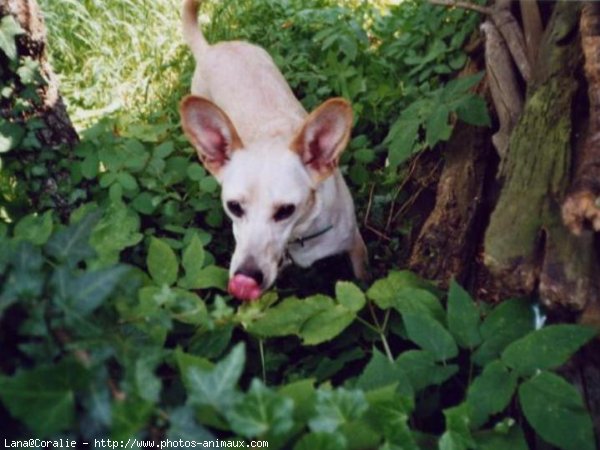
[
  {"left": 0, "top": 0, "right": 79, "bottom": 218},
  {"left": 0, "top": 0, "right": 77, "bottom": 146}
]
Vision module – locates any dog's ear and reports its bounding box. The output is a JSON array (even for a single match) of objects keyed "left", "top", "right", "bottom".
[
  {"left": 180, "top": 95, "right": 243, "bottom": 177},
  {"left": 291, "top": 98, "right": 353, "bottom": 182}
]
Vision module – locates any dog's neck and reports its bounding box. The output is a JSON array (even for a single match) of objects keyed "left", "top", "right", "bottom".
[{"left": 286, "top": 172, "right": 357, "bottom": 268}]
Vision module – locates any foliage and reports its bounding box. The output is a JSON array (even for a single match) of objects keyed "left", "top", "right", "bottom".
[{"left": 0, "top": 0, "right": 596, "bottom": 449}]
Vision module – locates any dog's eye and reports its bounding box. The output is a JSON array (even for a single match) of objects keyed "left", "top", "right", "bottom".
[
  {"left": 227, "top": 201, "right": 244, "bottom": 218},
  {"left": 273, "top": 204, "right": 296, "bottom": 222}
]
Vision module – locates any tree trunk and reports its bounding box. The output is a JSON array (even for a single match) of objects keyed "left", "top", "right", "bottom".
[
  {"left": 0, "top": 0, "right": 77, "bottom": 146},
  {"left": 0, "top": 0, "right": 79, "bottom": 217},
  {"left": 414, "top": 0, "right": 600, "bottom": 437}
]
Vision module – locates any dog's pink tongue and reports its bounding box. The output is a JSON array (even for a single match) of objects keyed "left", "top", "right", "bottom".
[{"left": 228, "top": 274, "right": 262, "bottom": 301}]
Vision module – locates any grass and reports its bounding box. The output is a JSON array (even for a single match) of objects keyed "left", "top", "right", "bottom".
[{"left": 38, "top": 0, "right": 190, "bottom": 126}]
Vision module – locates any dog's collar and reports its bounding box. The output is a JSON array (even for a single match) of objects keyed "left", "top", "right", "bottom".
[{"left": 289, "top": 224, "right": 334, "bottom": 247}]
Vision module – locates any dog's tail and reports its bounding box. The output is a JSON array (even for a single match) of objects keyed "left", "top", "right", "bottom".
[{"left": 182, "top": 0, "right": 208, "bottom": 60}]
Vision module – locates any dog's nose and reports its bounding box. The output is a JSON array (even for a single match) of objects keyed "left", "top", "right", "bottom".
[{"left": 234, "top": 267, "right": 264, "bottom": 286}]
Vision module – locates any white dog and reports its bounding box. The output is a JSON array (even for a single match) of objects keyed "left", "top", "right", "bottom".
[{"left": 180, "top": 0, "right": 367, "bottom": 300}]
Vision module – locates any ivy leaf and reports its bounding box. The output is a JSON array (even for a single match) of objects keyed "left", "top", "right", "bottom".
[
  {"left": 111, "top": 397, "right": 153, "bottom": 440},
  {"left": 54, "top": 265, "right": 130, "bottom": 316},
  {"left": 147, "top": 237, "right": 178, "bottom": 286},
  {"left": 472, "top": 299, "right": 534, "bottom": 366},
  {"left": 226, "top": 379, "right": 295, "bottom": 438},
  {"left": 308, "top": 388, "right": 369, "bottom": 433},
  {"left": 45, "top": 211, "right": 102, "bottom": 267},
  {"left": 1, "top": 241, "right": 44, "bottom": 303},
  {"left": 519, "top": 371, "right": 595, "bottom": 450},
  {"left": 501, "top": 324, "right": 595, "bottom": 376},
  {"left": 294, "top": 432, "right": 347, "bottom": 450},
  {"left": 403, "top": 313, "right": 458, "bottom": 361},
  {"left": 167, "top": 406, "right": 215, "bottom": 440},
  {"left": 0, "top": 120, "right": 25, "bottom": 153},
  {"left": 14, "top": 211, "right": 53, "bottom": 245},
  {"left": 365, "top": 390, "right": 417, "bottom": 449},
  {"left": 335, "top": 281, "right": 365, "bottom": 312},
  {"left": 134, "top": 351, "right": 163, "bottom": 404},
  {"left": 396, "top": 350, "right": 458, "bottom": 392},
  {"left": 447, "top": 279, "right": 481, "bottom": 349},
  {"left": 466, "top": 360, "right": 518, "bottom": 427},
  {"left": 0, "top": 15, "right": 24, "bottom": 61},
  {"left": 183, "top": 343, "right": 245, "bottom": 411},
  {"left": 278, "top": 379, "right": 317, "bottom": 424},
  {"left": 0, "top": 359, "right": 89, "bottom": 437},
  {"left": 440, "top": 403, "right": 475, "bottom": 450}
]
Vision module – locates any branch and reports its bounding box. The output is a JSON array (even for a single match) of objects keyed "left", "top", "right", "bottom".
[
  {"left": 429, "top": 0, "right": 492, "bottom": 15},
  {"left": 562, "top": 3, "right": 600, "bottom": 235}
]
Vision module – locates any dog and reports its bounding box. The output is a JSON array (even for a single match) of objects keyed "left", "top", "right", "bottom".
[{"left": 179, "top": 0, "right": 367, "bottom": 300}]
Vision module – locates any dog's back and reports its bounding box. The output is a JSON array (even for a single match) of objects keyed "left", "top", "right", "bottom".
[{"left": 181, "top": 0, "right": 306, "bottom": 143}]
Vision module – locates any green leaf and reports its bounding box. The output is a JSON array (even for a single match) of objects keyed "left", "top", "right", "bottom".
[
  {"left": 501, "top": 324, "right": 595, "bottom": 376},
  {"left": 441, "top": 403, "right": 475, "bottom": 450},
  {"left": 278, "top": 379, "right": 317, "bottom": 423},
  {"left": 167, "top": 406, "right": 215, "bottom": 440},
  {"left": 294, "top": 432, "right": 347, "bottom": 450},
  {"left": 0, "top": 15, "right": 24, "bottom": 60},
  {"left": 396, "top": 350, "right": 458, "bottom": 392},
  {"left": 0, "top": 359, "right": 89, "bottom": 437},
  {"left": 1, "top": 241, "right": 44, "bottom": 303},
  {"left": 403, "top": 313, "right": 458, "bottom": 361},
  {"left": 308, "top": 388, "right": 368, "bottom": 433},
  {"left": 14, "top": 211, "right": 53, "bottom": 245},
  {"left": 356, "top": 349, "right": 413, "bottom": 395},
  {"left": 184, "top": 343, "right": 245, "bottom": 411},
  {"left": 473, "top": 423, "right": 528, "bottom": 450},
  {"left": 45, "top": 211, "right": 101, "bottom": 267},
  {"left": 519, "top": 371, "right": 594, "bottom": 450},
  {"left": 441, "top": 73, "right": 484, "bottom": 100},
  {"left": 389, "top": 287, "right": 446, "bottom": 324},
  {"left": 134, "top": 352, "right": 163, "bottom": 403},
  {"left": 54, "top": 264, "right": 130, "bottom": 316},
  {"left": 447, "top": 279, "right": 481, "bottom": 348},
  {"left": 246, "top": 295, "right": 332, "bottom": 338},
  {"left": 0, "top": 120, "right": 25, "bottom": 153},
  {"left": 466, "top": 360, "right": 518, "bottom": 427},
  {"left": 386, "top": 118, "right": 420, "bottom": 168},
  {"left": 111, "top": 397, "right": 153, "bottom": 440},
  {"left": 226, "top": 379, "right": 294, "bottom": 438},
  {"left": 365, "top": 390, "right": 417, "bottom": 449},
  {"left": 179, "top": 265, "right": 228, "bottom": 290},
  {"left": 300, "top": 304, "right": 355, "bottom": 345},
  {"left": 181, "top": 234, "right": 206, "bottom": 281},
  {"left": 456, "top": 94, "right": 490, "bottom": 127},
  {"left": 472, "top": 299, "right": 534, "bottom": 366},
  {"left": 335, "top": 281, "right": 366, "bottom": 312},
  {"left": 367, "top": 271, "right": 438, "bottom": 309},
  {"left": 425, "top": 105, "right": 452, "bottom": 147},
  {"left": 169, "top": 289, "right": 208, "bottom": 325},
  {"left": 147, "top": 237, "right": 178, "bottom": 286},
  {"left": 90, "top": 200, "right": 143, "bottom": 267}
]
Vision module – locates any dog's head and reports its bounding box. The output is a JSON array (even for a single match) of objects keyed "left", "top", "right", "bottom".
[{"left": 180, "top": 96, "right": 352, "bottom": 300}]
